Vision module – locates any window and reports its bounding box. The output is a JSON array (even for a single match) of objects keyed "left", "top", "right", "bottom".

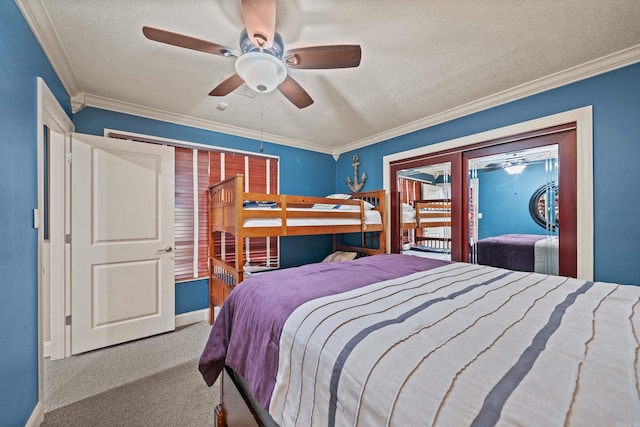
[
  {"left": 174, "top": 147, "right": 279, "bottom": 281},
  {"left": 174, "top": 147, "right": 204, "bottom": 280}
]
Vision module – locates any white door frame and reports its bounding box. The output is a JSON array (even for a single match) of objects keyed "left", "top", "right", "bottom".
[
  {"left": 36, "top": 77, "right": 74, "bottom": 422},
  {"left": 47, "top": 128, "right": 68, "bottom": 360}
]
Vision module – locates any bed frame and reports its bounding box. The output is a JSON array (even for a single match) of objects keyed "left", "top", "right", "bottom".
[
  {"left": 402, "top": 199, "right": 451, "bottom": 252},
  {"left": 207, "top": 174, "right": 386, "bottom": 324}
]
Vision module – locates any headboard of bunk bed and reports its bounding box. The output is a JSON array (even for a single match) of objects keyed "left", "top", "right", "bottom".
[{"left": 207, "top": 174, "right": 386, "bottom": 323}]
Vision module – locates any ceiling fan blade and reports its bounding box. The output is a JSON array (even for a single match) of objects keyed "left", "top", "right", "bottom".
[
  {"left": 240, "top": 0, "right": 276, "bottom": 49},
  {"left": 278, "top": 76, "right": 314, "bottom": 109},
  {"left": 284, "top": 45, "right": 362, "bottom": 69},
  {"left": 142, "top": 26, "right": 238, "bottom": 57},
  {"left": 480, "top": 163, "right": 505, "bottom": 172},
  {"left": 209, "top": 74, "right": 245, "bottom": 96}
]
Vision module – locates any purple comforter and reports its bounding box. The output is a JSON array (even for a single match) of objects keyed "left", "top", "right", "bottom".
[
  {"left": 198, "top": 254, "right": 449, "bottom": 409},
  {"left": 476, "top": 233, "right": 545, "bottom": 272}
]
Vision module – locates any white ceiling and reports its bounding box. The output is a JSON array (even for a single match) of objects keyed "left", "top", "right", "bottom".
[{"left": 19, "top": 0, "right": 640, "bottom": 156}]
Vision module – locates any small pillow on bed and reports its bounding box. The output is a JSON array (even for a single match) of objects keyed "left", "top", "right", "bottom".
[
  {"left": 402, "top": 202, "right": 414, "bottom": 211},
  {"left": 336, "top": 198, "right": 375, "bottom": 210},
  {"left": 322, "top": 251, "right": 358, "bottom": 263},
  {"left": 313, "top": 193, "right": 352, "bottom": 209}
]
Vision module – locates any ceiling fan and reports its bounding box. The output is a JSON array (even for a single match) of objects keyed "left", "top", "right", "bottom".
[{"left": 142, "top": 0, "right": 362, "bottom": 109}]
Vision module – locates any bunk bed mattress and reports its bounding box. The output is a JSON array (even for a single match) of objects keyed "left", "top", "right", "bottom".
[
  {"left": 242, "top": 207, "right": 382, "bottom": 227},
  {"left": 199, "top": 254, "right": 640, "bottom": 426},
  {"left": 402, "top": 209, "right": 451, "bottom": 226},
  {"left": 402, "top": 209, "right": 416, "bottom": 223}
]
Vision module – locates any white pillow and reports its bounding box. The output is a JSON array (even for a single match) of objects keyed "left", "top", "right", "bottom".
[
  {"left": 356, "top": 199, "right": 375, "bottom": 210},
  {"left": 313, "top": 193, "right": 352, "bottom": 209},
  {"left": 336, "top": 198, "right": 375, "bottom": 210},
  {"left": 325, "top": 193, "right": 351, "bottom": 200},
  {"left": 402, "top": 202, "right": 414, "bottom": 211}
]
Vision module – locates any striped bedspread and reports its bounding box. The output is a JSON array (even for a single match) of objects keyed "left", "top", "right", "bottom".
[{"left": 269, "top": 262, "right": 640, "bottom": 426}]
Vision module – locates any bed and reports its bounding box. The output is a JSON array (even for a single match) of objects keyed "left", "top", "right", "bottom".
[
  {"left": 401, "top": 199, "right": 452, "bottom": 254},
  {"left": 476, "top": 234, "right": 559, "bottom": 275},
  {"left": 207, "top": 174, "right": 386, "bottom": 323},
  {"left": 199, "top": 254, "right": 640, "bottom": 426}
]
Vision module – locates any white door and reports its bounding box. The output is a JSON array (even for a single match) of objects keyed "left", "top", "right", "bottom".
[{"left": 71, "top": 133, "right": 175, "bottom": 354}]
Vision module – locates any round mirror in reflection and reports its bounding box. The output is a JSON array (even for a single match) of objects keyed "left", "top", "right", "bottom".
[{"left": 529, "top": 183, "right": 558, "bottom": 231}]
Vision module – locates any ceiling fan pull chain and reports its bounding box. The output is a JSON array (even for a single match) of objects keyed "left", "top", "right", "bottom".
[{"left": 260, "top": 92, "right": 264, "bottom": 153}]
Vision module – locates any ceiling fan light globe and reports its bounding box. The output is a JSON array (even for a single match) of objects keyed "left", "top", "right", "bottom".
[
  {"left": 504, "top": 164, "right": 526, "bottom": 175},
  {"left": 235, "top": 52, "right": 286, "bottom": 93}
]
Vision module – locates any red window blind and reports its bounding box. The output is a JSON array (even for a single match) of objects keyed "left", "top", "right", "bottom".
[
  {"left": 175, "top": 147, "right": 196, "bottom": 280},
  {"left": 175, "top": 147, "right": 280, "bottom": 281},
  {"left": 207, "top": 151, "right": 279, "bottom": 270},
  {"left": 398, "top": 177, "right": 421, "bottom": 204},
  {"left": 197, "top": 150, "right": 210, "bottom": 278},
  {"left": 224, "top": 152, "right": 246, "bottom": 179}
]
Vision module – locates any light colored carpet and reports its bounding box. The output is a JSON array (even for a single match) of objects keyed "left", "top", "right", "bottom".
[{"left": 43, "top": 321, "right": 220, "bottom": 426}]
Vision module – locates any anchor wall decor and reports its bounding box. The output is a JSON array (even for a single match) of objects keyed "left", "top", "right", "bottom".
[{"left": 346, "top": 155, "right": 367, "bottom": 192}]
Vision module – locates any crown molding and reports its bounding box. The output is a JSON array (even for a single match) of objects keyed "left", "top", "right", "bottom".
[
  {"left": 337, "top": 44, "right": 640, "bottom": 156},
  {"left": 38, "top": 77, "right": 74, "bottom": 132},
  {"left": 16, "top": 0, "right": 81, "bottom": 97},
  {"left": 79, "top": 92, "right": 332, "bottom": 154}
]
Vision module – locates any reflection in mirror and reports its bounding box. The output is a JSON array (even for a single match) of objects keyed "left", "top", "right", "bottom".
[
  {"left": 529, "top": 183, "right": 558, "bottom": 231},
  {"left": 398, "top": 162, "right": 452, "bottom": 261},
  {"left": 468, "top": 145, "right": 560, "bottom": 275}
]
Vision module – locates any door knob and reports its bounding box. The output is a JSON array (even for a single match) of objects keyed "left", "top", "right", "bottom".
[{"left": 159, "top": 246, "right": 173, "bottom": 253}]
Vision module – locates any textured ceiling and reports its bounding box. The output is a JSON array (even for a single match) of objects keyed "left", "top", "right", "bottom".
[{"left": 20, "top": 0, "right": 640, "bottom": 155}]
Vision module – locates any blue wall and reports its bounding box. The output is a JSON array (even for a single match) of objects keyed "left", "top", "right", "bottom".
[
  {"left": 338, "top": 62, "right": 640, "bottom": 286},
  {"left": 174, "top": 278, "right": 209, "bottom": 314},
  {"left": 477, "top": 163, "right": 557, "bottom": 239},
  {"left": 0, "top": 2, "right": 71, "bottom": 425}
]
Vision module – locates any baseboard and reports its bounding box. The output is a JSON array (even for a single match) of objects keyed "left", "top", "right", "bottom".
[
  {"left": 26, "top": 401, "right": 44, "bottom": 427},
  {"left": 43, "top": 340, "right": 51, "bottom": 359},
  {"left": 175, "top": 308, "right": 209, "bottom": 328}
]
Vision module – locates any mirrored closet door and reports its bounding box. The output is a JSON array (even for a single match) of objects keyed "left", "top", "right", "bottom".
[
  {"left": 389, "top": 124, "right": 578, "bottom": 278},
  {"left": 398, "top": 162, "right": 453, "bottom": 261},
  {"left": 467, "top": 145, "right": 559, "bottom": 274}
]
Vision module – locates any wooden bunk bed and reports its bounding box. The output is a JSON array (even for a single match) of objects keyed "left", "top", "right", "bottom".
[
  {"left": 402, "top": 198, "right": 452, "bottom": 253},
  {"left": 207, "top": 174, "right": 386, "bottom": 323}
]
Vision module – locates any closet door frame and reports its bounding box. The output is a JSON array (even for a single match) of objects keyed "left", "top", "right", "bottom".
[{"left": 383, "top": 112, "right": 594, "bottom": 280}]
